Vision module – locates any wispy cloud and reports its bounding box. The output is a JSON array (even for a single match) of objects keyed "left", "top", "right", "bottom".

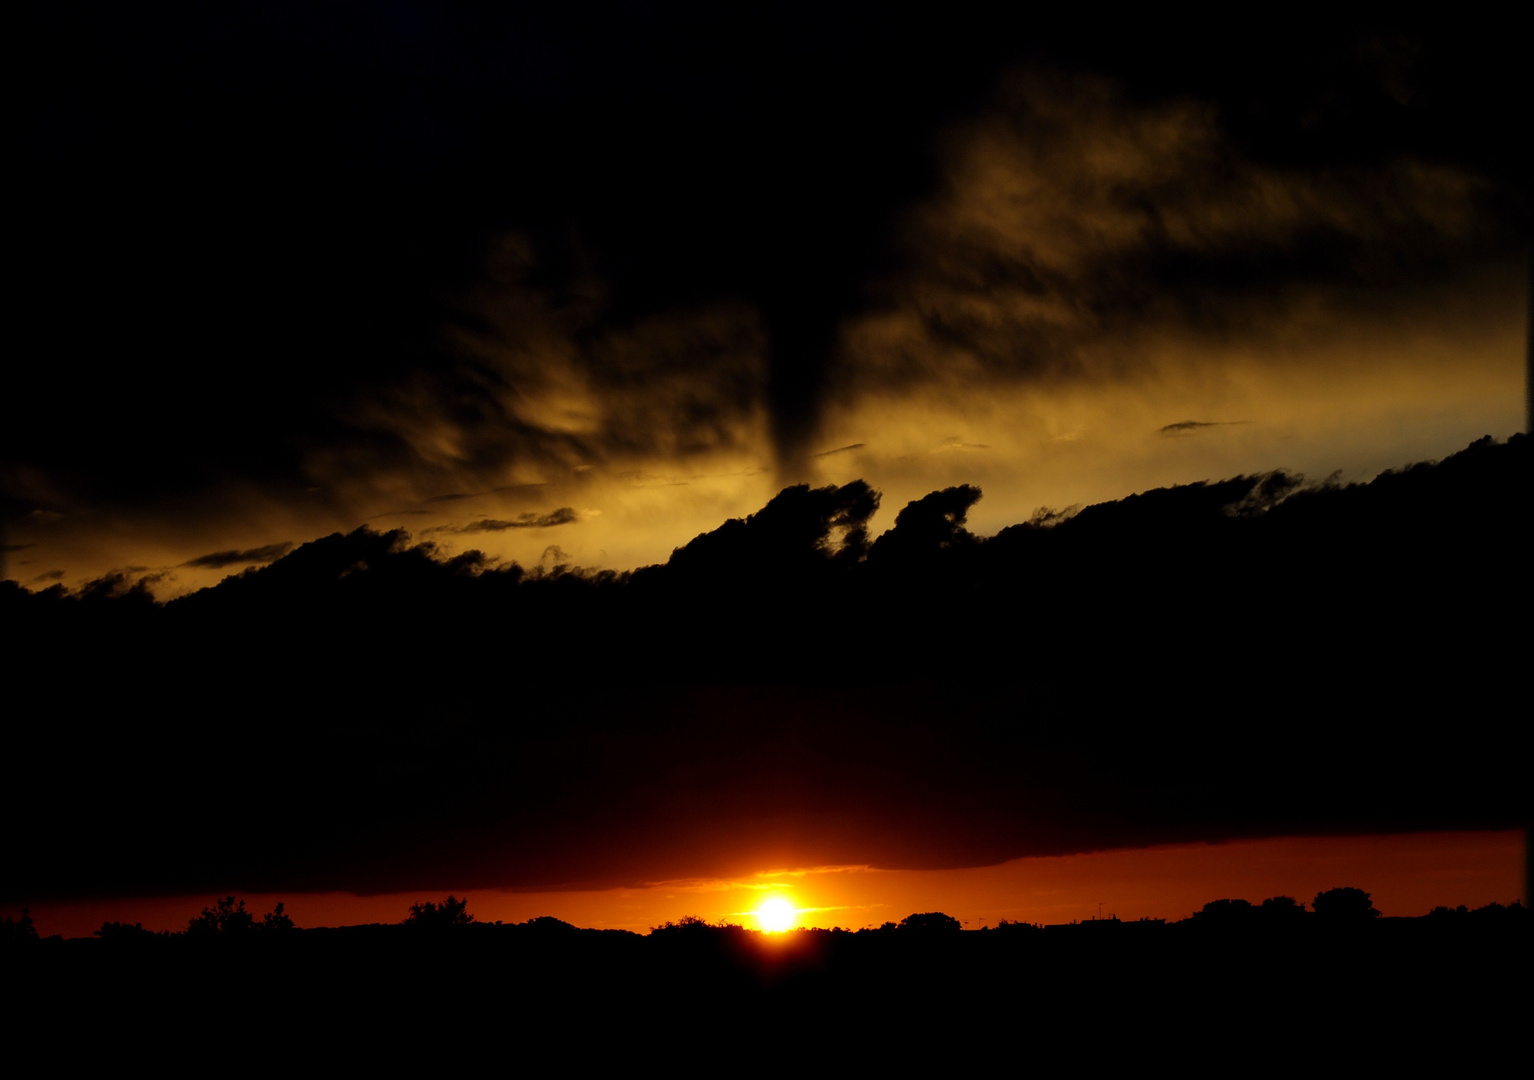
[
  {"left": 181, "top": 542, "right": 294, "bottom": 569},
  {"left": 1158, "top": 420, "right": 1252, "bottom": 436},
  {"left": 431, "top": 507, "right": 580, "bottom": 534},
  {"left": 835, "top": 70, "right": 1503, "bottom": 401}
]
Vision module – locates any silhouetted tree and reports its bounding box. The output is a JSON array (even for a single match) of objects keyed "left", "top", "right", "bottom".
[
  {"left": 992, "top": 919, "right": 1042, "bottom": 933},
  {"left": 1427, "top": 900, "right": 1525, "bottom": 923},
  {"left": 524, "top": 916, "right": 578, "bottom": 934},
  {"left": 404, "top": 896, "right": 475, "bottom": 928},
  {"left": 1192, "top": 898, "right": 1254, "bottom": 925},
  {"left": 649, "top": 916, "right": 727, "bottom": 938},
  {"left": 186, "top": 896, "right": 291, "bottom": 935},
  {"left": 1312, "top": 887, "right": 1380, "bottom": 921},
  {"left": 897, "top": 912, "right": 962, "bottom": 933},
  {"left": 1258, "top": 896, "right": 1307, "bottom": 922},
  {"left": 262, "top": 902, "right": 294, "bottom": 932},
  {"left": 1, "top": 909, "right": 39, "bottom": 945},
  {"left": 187, "top": 896, "right": 256, "bottom": 936}
]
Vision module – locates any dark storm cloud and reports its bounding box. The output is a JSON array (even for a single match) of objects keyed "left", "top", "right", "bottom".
[
  {"left": 836, "top": 67, "right": 1521, "bottom": 402},
  {"left": 866, "top": 485, "right": 982, "bottom": 566},
  {"left": 299, "top": 240, "right": 774, "bottom": 512},
  {"left": 74, "top": 570, "right": 164, "bottom": 602},
  {"left": 4, "top": 435, "right": 1527, "bottom": 901},
  {"left": 663, "top": 479, "right": 882, "bottom": 576},
  {"left": 182, "top": 542, "right": 295, "bottom": 570}
]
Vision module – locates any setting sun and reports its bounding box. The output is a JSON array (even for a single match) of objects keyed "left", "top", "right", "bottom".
[{"left": 756, "top": 898, "right": 797, "bottom": 933}]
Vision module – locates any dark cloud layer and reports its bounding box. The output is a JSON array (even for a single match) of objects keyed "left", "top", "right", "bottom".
[{"left": 4, "top": 435, "right": 1525, "bottom": 902}]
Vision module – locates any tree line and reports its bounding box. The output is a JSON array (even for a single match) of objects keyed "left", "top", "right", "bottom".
[{"left": 4, "top": 887, "right": 1526, "bottom": 945}]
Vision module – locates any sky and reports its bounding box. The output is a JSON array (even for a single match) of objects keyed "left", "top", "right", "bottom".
[
  {"left": 5, "top": 4, "right": 1526, "bottom": 592},
  {"left": 4, "top": 4, "right": 1527, "bottom": 930},
  {"left": 17, "top": 831, "right": 1525, "bottom": 940}
]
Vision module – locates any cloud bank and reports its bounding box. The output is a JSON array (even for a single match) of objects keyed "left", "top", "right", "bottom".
[{"left": 5, "top": 434, "right": 1524, "bottom": 903}]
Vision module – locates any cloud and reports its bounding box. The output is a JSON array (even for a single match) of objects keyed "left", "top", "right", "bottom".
[
  {"left": 3, "top": 435, "right": 1525, "bottom": 902},
  {"left": 75, "top": 569, "right": 164, "bottom": 601},
  {"left": 833, "top": 70, "right": 1509, "bottom": 400},
  {"left": 181, "top": 541, "right": 295, "bottom": 569},
  {"left": 435, "top": 508, "right": 580, "bottom": 534},
  {"left": 323, "top": 60, "right": 1462, "bottom": 508},
  {"left": 1158, "top": 420, "right": 1251, "bottom": 436},
  {"left": 303, "top": 235, "right": 772, "bottom": 515},
  {"left": 867, "top": 485, "right": 982, "bottom": 566},
  {"left": 664, "top": 480, "right": 882, "bottom": 577}
]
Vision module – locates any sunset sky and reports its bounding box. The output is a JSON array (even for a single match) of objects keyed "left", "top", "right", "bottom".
[
  {"left": 18, "top": 831, "right": 1525, "bottom": 941},
  {"left": 6, "top": 5, "right": 1526, "bottom": 593},
  {"left": 4, "top": 5, "right": 1526, "bottom": 932}
]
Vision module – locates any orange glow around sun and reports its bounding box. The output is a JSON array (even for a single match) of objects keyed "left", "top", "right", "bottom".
[
  {"left": 755, "top": 897, "right": 797, "bottom": 932},
  {"left": 6, "top": 830, "right": 1521, "bottom": 941}
]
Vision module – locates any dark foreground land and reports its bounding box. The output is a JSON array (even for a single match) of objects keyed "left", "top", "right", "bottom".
[{"left": 7, "top": 905, "right": 1527, "bottom": 1066}]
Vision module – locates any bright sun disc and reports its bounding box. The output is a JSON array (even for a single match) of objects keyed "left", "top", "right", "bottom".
[{"left": 756, "top": 898, "right": 796, "bottom": 932}]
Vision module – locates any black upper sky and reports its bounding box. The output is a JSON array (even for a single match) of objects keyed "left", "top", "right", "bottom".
[{"left": 8, "top": 4, "right": 1526, "bottom": 529}]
